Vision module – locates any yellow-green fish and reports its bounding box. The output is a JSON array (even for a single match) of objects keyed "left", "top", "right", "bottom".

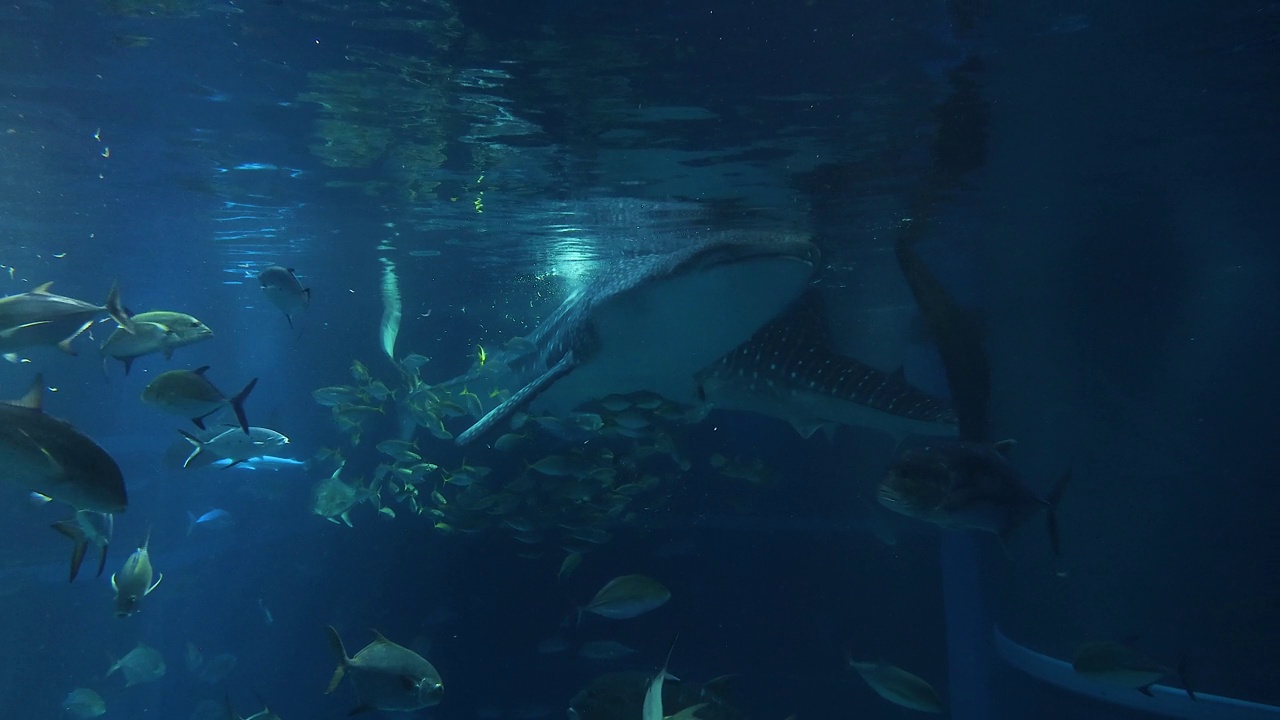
[
  {"left": 100, "top": 310, "right": 212, "bottom": 374},
  {"left": 582, "top": 574, "right": 670, "bottom": 620},
  {"left": 847, "top": 658, "right": 944, "bottom": 713}
]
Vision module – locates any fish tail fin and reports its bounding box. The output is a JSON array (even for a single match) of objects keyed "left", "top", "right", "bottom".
[
  {"left": 178, "top": 430, "right": 203, "bottom": 469},
  {"left": 96, "top": 540, "right": 110, "bottom": 579},
  {"left": 230, "top": 377, "right": 259, "bottom": 434},
  {"left": 51, "top": 520, "right": 88, "bottom": 582},
  {"left": 105, "top": 281, "right": 134, "bottom": 334},
  {"left": 1044, "top": 469, "right": 1071, "bottom": 556},
  {"left": 325, "top": 626, "right": 349, "bottom": 694}
]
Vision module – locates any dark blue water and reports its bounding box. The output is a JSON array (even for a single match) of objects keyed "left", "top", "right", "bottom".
[{"left": 0, "top": 1, "right": 1276, "bottom": 720}]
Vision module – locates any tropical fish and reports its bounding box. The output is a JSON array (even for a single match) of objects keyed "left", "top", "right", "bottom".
[
  {"left": 583, "top": 574, "right": 671, "bottom": 620},
  {"left": 178, "top": 425, "right": 289, "bottom": 468},
  {"left": 877, "top": 440, "right": 1070, "bottom": 554},
  {"left": 107, "top": 643, "right": 166, "bottom": 686},
  {"left": 0, "top": 374, "right": 127, "bottom": 512},
  {"left": 325, "top": 626, "right": 444, "bottom": 713},
  {"left": 187, "top": 508, "right": 233, "bottom": 536},
  {"left": 141, "top": 366, "right": 257, "bottom": 434},
  {"left": 100, "top": 310, "right": 212, "bottom": 374},
  {"left": 695, "top": 289, "right": 958, "bottom": 441},
  {"left": 1072, "top": 640, "right": 1195, "bottom": 700},
  {"left": 0, "top": 280, "right": 129, "bottom": 356},
  {"left": 578, "top": 640, "right": 638, "bottom": 661},
  {"left": 63, "top": 687, "right": 106, "bottom": 719},
  {"left": 258, "top": 265, "right": 311, "bottom": 327},
  {"left": 111, "top": 531, "right": 163, "bottom": 617},
  {"left": 847, "top": 658, "right": 944, "bottom": 713},
  {"left": 50, "top": 510, "right": 113, "bottom": 582},
  {"left": 445, "top": 232, "right": 818, "bottom": 444}
]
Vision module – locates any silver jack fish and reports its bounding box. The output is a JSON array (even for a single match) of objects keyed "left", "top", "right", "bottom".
[
  {"left": 51, "top": 510, "right": 114, "bottom": 582},
  {"left": 141, "top": 366, "right": 258, "bottom": 434},
  {"left": 258, "top": 265, "right": 310, "bottom": 328},
  {"left": 0, "top": 281, "right": 130, "bottom": 357}
]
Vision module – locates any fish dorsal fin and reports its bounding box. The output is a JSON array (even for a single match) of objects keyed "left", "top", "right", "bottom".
[
  {"left": 287, "top": 267, "right": 297, "bottom": 274},
  {"left": 193, "top": 365, "right": 211, "bottom": 376},
  {"left": 32, "top": 281, "right": 55, "bottom": 294},
  {"left": 11, "top": 374, "right": 44, "bottom": 410},
  {"left": 369, "top": 628, "right": 393, "bottom": 644}
]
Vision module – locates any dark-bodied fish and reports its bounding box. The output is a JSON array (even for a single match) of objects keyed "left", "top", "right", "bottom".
[
  {"left": 141, "top": 366, "right": 257, "bottom": 434},
  {"left": 0, "top": 374, "right": 127, "bottom": 512},
  {"left": 1072, "top": 640, "right": 1195, "bottom": 701},
  {"left": 259, "top": 265, "right": 310, "bottom": 328},
  {"left": 51, "top": 509, "right": 114, "bottom": 582},
  {"left": 100, "top": 310, "right": 213, "bottom": 374},
  {"left": 111, "top": 531, "right": 163, "bottom": 617},
  {"left": 0, "top": 280, "right": 130, "bottom": 357},
  {"left": 325, "top": 626, "right": 444, "bottom": 713},
  {"left": 878, "top": 440, "right": 1069, "bottom": 554}
]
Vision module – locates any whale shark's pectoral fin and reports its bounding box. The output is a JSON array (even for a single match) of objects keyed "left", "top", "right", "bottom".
[{"left": 458, "top": 353, "right": 578, "bottom": 445}]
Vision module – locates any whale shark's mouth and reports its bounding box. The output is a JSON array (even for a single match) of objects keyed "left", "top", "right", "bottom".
[{"left": 455, "top": 234, "right": 818, "bottom": 445}]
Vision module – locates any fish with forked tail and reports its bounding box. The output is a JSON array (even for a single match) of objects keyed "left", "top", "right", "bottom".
[
  {"left": 111, "top": 531, "right": 163, "bottom": 617},
  {"left": 878, "top": 440, "right": 1069, "bottom": 554},
  {"left": 51, "top": 510, "right": 113, "bottom": 582},
  {"left": 259, "top": 265, "right": 310, "bottom": 328},
  {"left": 142, "top": 366, "right": 257, "bottom": 434},
  {"left": 0, "top": 280, "right": 130, "bottom": 358}
]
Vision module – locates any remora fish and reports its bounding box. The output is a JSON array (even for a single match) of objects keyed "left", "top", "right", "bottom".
[
  {"left": 0, "top": 280, "right": 130, "bottom": 356},
  {"left": 695, "top": 289, "right": 957, "bottom": 441},
  {"left": 447, "top": 232, "right": 818, "bottom": 444},
  {"left": 878, "top": 440, "right": 1070, "bottom": 554},
  {"left": 141, "top": 366, "right": 257, "bottom": 434},
  {"left": 111, "top": 531, "right": 163, "bottom": 617},
  {"left": 100, "top": 310, "right": 213, "bottom": 374},
  {"left": 0, "top": 374, "right": 128, "bottom": 512},
  {"left": 325, "top": 626, "right": 444, "bottom": 713},
  {"left": 50, "top": 510, "right": 114, "bottom": 582},
  {"left": 258, "top": 265, "right": 311, "bottom": 328}
]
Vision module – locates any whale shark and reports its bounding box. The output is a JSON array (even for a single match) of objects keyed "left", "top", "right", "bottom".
[
  {"left": 695, "top": 288, "right": 958, "bottom": 442},
  {"left": 453, "top": 231, "right": 820, "bottom": 445}
]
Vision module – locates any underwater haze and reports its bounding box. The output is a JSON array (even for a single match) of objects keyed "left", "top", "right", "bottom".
[{"left": 0, "top": 2, "right": 1277, "bottom": 720}]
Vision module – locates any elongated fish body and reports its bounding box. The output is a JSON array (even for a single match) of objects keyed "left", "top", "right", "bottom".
[
  {"left": 179, "top": 426, "right": 289, "bottom": 467},
  {"left": 326, "top": 626, "right": 443, "bottom": 713},
  {"left": 259, "top": 265, "right": 310, "bottom": 327},
  {"left": 142, "top": 366, "right": 257, "bottom": 434},
  {"left": 448, "top": 232, "right": 818, "bottom": 444},
  {"left": 0, "top": 375, "right": 127, "bottom": 512},
  {"left": 878, "top": 441, "right": 1069, "bottom": 553},
  {"left": 112, "top": 533, "right": 163, "bottom": 617},
  {"left": 101, "top": 311, "right": 212, "bottom": 373},
  {"left": 0, "top": 281, "right": 130, "bottom": 355},
  {"left": 848, "top": 659, "right": 945, "bottom": 713},
  {"left": 696, "top": 290, "right": 957, "bottom": 441}
]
